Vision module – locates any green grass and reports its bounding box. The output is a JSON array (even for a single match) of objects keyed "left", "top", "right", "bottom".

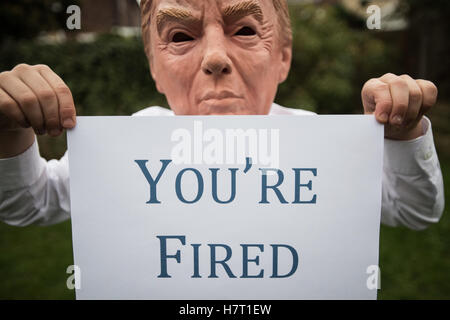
[
  {"left": 378, "top": 160, "right": 450, "bottom": 299},
  {"left": 0, "top": 161, "right": 449, "bottom": 300},
  {"left": 0, "top": 220, "right": 75, "bottom": 299}
]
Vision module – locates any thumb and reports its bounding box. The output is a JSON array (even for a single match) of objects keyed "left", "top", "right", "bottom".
[{"left": 362, "top": 79, "right": 392, "bottom": 123}]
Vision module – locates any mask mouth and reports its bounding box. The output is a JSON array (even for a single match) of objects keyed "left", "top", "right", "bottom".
[{"left": 201, "top": 90, "right": 242, "bottom": 101}]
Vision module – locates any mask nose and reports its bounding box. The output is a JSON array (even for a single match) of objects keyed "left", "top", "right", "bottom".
[
  {"left": 202, "top": 52, "right": 232, "bottom": 75},
  {"left": 201, "top": 29, "right": 232, "bottom": 76}
]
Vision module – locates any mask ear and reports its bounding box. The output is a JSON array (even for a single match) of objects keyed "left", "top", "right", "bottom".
[{"left": 278, "top": 43, "right": 292, "bottom": 84}]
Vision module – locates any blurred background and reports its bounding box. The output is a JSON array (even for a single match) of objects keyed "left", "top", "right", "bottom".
[{"left": 0, "top": 0, "right": 449, "bottom": 299}]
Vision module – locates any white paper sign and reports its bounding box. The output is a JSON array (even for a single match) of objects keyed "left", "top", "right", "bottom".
[{"left": 67, "top": 115, "right": 383, "bottom": 300}]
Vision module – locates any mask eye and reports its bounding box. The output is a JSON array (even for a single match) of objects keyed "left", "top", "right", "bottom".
[
  {"left": 172, "top": 32, "right": 194, "bottom": 43},
  {"left": 234, "top": 26, "right": 256, "bottom": 36}
]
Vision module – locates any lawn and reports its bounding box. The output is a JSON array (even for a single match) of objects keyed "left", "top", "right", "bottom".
[{"left": 0, "top": 160, "right": 449, "bottom": 300}]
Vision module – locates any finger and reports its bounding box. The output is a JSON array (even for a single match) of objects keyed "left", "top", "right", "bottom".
[
  {"left": 361, "top": 78, "right": 392, "bottom": 123},
  {"left": 0, "top": 87, "right": 29, "bottom": 128},
  {"left": 18, "top": 68, "right": 61, "bottom": 136},
  {"left": 416, "top": 79, "right": 438, "bottom": 117},
  {"left": 400, "top": 74, "right": 422, "bottom": 124},
  {"left": 37, "top": 65, "right": 76, "bottom": 129},
  {"left": 381, "top": 74, "right": 409, "bottom": 126},
  {"left": 0, "top": 72, "right": 44, "bottom": 134}
]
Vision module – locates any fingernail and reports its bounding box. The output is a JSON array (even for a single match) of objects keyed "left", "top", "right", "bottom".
[
  {"left": 63, "top": 117, "right": 75, "bottom": 128},
  {"left": 392, "top": 115, "right": 403, "bottom": 125},
  {"left": 379, "top": 113, "right": 388, "bottom": 122}
]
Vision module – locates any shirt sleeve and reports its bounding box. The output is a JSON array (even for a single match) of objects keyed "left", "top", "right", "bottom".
[
  {"left": 0, "top": 139, "right": 71, "bottom": 226},
  {"left": 381, "top": 117, "right": 445, "bottom": 230}
]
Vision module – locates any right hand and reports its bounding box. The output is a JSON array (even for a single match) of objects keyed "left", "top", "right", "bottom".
[{"left": 0, "top": 63, "right": 76, "bottom": 137}]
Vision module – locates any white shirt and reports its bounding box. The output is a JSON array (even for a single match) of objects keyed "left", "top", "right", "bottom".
[{"left": 0, "top": 103, "right": 445, "bottom": 230}]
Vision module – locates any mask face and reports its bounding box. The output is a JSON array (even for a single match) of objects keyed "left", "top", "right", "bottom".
[{"left": 145, "top": 0, "right": 291, "bottom": 115}]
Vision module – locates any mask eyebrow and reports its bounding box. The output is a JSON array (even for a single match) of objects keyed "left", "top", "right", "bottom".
[
  {"left": 222, "top": 0, "right": 264, "bottom": 25},
  {"left": 155, "top": 7, "right": 200, "bottom": 35}
]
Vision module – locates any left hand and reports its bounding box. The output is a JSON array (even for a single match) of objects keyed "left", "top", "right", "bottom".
[{"left": 361, "top": 73, "right": 438, "bottom": 140}]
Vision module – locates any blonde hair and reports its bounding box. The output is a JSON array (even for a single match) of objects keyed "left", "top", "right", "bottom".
[{"left": 140, "top": 0, "right": 292, "bottom": 58}]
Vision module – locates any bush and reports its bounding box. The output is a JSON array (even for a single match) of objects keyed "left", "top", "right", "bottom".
[
  {"left": 277, "top": 5, "right": 397, "bottom": 114},
  {"left": 0, "top": 34, "right": 167, "bottom": 118}
]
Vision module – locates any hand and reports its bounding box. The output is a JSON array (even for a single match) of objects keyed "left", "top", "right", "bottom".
[
  {"left": 361, "top": 73, "right": 438, "bottom": 140},
  {"left": 0, "top": 63, "right": 76, "bottom": 136}
]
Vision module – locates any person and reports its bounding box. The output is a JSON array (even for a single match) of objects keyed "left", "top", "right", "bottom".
[{"left": 0, "top": 0, "right": 444, "bottom": 229}]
